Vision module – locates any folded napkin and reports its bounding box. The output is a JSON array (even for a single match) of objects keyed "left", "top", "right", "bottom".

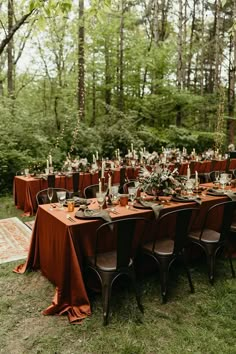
[
  {"left": 139, "top": 200, "right": 163, "bottom": 220},
  {"left": 75, "top": 206, "right": 112, "bottom": 223},
  {"left": 207, "top": 188, "right": 225, "bottom": 196},
  {"left": 224, "top": 191, "right": 236, "bottom": 201},
  {"left": 172, "top": 195, "right": 202, "bottom": 205}
]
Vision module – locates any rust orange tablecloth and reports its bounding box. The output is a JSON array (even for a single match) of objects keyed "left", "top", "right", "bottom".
[
  {"left": 14, "top": 192, "right": 228, "bottom": 323},
  {"left": 13, "top": 167, "right": 140, "bottom": 216}
]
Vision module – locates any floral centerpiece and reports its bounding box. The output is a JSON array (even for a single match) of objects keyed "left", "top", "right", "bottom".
[
  {"left": 63, "top": 156, "right": 89, "bottom": 172},
  {"left": 138, "top": 164, "right": 180, "bottom": 196}
]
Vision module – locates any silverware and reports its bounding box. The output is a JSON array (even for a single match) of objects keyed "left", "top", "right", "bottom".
[{"left": 66, "top": 215, "right": 76, "bottom": 222}]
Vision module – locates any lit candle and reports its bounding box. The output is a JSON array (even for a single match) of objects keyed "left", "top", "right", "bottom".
[
  {"left": 99, "top": 179, "right": 102, "bottom": 193},
  {"left": 92, "top": 154, "right": 96, "bottom": 163},
  {"left": 49, "top": 154, "right": 52, "bottom": 166},
  {"left": 46, "top": 159, "right": 49, "bottom": 169},
  {"left": 144, "top": 147, "right": 146, "bottom": 153},
  {"left": 101, "top": 160, "right": 105, "bottom": 178},
  {"left": 108, "top": 174, "right": 111, "bottom": 193},
  {"left": 187, "top": 164, "right": 191, "bottom": 180},
  {"left": 96, "top": 151, "right": 98, "bottom": 160},
  {"left": 131, "top": 143, "right": 133, "bottom": 152},
  {"left": 195, "top": 170, "right": 198, "bottom": 183}
]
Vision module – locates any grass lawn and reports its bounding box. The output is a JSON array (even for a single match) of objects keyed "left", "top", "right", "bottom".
[{"left": 0, "top": 195, "right": 236, "bottom": 353}]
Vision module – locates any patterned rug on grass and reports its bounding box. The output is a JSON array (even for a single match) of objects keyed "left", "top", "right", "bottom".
[{"left": 0, "top": 217, "right": 31, "bottom": 264}]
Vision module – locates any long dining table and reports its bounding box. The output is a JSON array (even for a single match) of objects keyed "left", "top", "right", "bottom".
[
  {"left": 14, "top": 188, "right": 230, "bottom": 323},
  {"left": 13, "top": 167, "right": 140, "bottom": 216}
]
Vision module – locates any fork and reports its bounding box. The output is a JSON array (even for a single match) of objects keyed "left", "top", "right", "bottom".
[{"left": 66, "top": 215, "right": 76, "bottom": 222}]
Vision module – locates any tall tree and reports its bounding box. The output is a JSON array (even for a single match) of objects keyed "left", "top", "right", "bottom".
[
  {"left": 7, "top": 0, "right": 14, "bottom": 97},
  {"left": 78, "top": 0, "right": 85, "bottom": 121},
  {"left": 227, "top": 0, "right": 236, "bottom": 144}
]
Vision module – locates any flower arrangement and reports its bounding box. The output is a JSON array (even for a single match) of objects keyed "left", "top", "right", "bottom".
[
  {"left": 63, "top": 156, "right": 89, "bottom": 172},
  {"left": 139, "top": 164, "right": 180, "bottom": 195}
]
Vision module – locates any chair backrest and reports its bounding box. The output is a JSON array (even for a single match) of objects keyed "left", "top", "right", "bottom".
[
  {"left": 119, "top": 167, "right": 127, "bottom": 193},
  {"left": 95, "top": 217, "right": 148, "bottom": 269},
  {"left": 123, "top": 180, "right": 137, "bottom": 194},
  {"left": 153, "top": 208, "right": 199, "bottom": 254},
  {"left": 201, "top": 201, "right": 236, "bottom": 241},
  {"left": 36, "top": 188, "right": 70, "bottom": 205},
  {"left": 72, "top": 172, "right": 80, "bottom": 193},
  {"left": 84, "top": 184, "right": 108, "bottom": 198}
]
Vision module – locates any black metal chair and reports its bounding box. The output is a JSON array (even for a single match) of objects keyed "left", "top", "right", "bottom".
[
  {"left": 36, "top": 187, "right": 70, "bottom": 206},
  {"left": 188, "top": 201, "right": 236, "bottom": 284},
  {"left": 83, "top": 184, "right": 107, "bottom": 198},
  {"left": 122, "top": 180, "right": 138, "bottom": 194},
  {"left": 85, "top": 217, "right": 148, "bottom": 325},
  {"left": 142, "top": 208, "right": 198, "bottom": 303}
]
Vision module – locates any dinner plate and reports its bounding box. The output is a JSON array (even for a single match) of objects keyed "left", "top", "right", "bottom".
[
  {"left": 64, "top": 197, "right": 91, "bottom": 207},
  {"left": 133, "top": 201, "right": 160, "bottom": 209},
  {"left": 206, "top": 189, "right": 225, "bottom": 196},
  {"left": 171, "top": 196, "right": 198, "bottom": 203}
]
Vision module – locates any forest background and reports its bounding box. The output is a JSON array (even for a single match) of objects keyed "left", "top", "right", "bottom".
[{"left": 0, "top": 0, "right": 236, "bottom": 193}]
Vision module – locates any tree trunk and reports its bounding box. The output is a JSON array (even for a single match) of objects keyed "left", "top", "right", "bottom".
[
  {"left": 176, "top": 0, "right": 183, "bottom": 126},
  {"left": 200, "top": 0, "right": 205, "bottom": 95},
  {"left": 78, "top": 0, "right": 85, "bottom": 121},
  {"left": 187, "top": 0, "right": 196, "bottom": 89},
  {"left": 104, "top": 38, "right": 111, "bottom": 113},
  {"left": 214, "top": 0, "right": 221, "bottom": 91},
  {"left": 118, "top": 0, "right": 125, "bottom": 112},
  {"left": 227, "top": 0, "right": 236, "bottom": 145},
  {"left": 7, "top": 0, "right": 14, "bottom": 97}
]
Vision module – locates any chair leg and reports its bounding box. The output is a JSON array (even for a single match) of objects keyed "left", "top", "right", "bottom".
[
  {"left": 207, "top": 253, "right": 216, "bottom": 285},
  {"left": 129, "top": 268, "right": 144, "bottom": 313},
  {"left": 101, "top": 274, "right": 112, "bottom": 326},
  {"left": 158, "top": 258, "right": 169, "bottom": 304},
  {"left": 182, "top": 252, "right": 194, "bottom": 293}
]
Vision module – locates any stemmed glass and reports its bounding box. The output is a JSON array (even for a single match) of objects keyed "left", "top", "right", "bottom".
[
  {"left": 215, "top": 171, "right": 220, "bottom": 182},
  {"left": 47, "top": 188, "right": 54, "bottom": 210},
  {"left": 185, "top": 179, "right": 194, "bottom": 196},
  {"left": 96, "top": 192, "right": 106, "bottom": 210},
  {"left": 128, "top": 187, "right": 137, "bottom": 206},
  {"left": 57, "top": 191, "right": 66, "bottom": 209},
  {"left": 110, "top": 186, "right": 119, "bottom": 205},
  {"left": 219, "top": 174, "right": 227, "bottom": 192}
]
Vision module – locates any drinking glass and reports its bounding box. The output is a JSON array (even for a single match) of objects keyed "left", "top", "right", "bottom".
[
  {"left": 110, "top": 186, "right": 119, "bottom": 205},
  {"left": 47, "top": 188, "right": 54, "bottom": 209},
  {"left": 219, "top": 174, "right": 227, "bottom": 192},
  {"left": 57, "top": 191, "right": 66, "bottom": 209},
  {"left": 128, "top": 187, "right": 137, "bottom": 206},
  {"left": 214, "top": 171, "right": 220, "bottom": 182},
  {"left": 96, "top": 192, "right": 106, "bottom": 210},
  {"left": 185, "top": 179, "right": 194, "bottom": 196}
]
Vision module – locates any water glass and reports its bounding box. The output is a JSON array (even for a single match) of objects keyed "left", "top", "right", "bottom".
[
  {"left": 57, "top": 191, "right": 66, "bottom": 208},
  {"left": 110, "top": 186, "right": 119, "bottom": 205},
  {"left": 128, "top": 187, "right": 137, "bottom": 205},
  {"left": 47, "top": 188, "right": 54, "bottom": 209},
  {"left": 96, "top": 192, "right": 106, "bottom": 210}
]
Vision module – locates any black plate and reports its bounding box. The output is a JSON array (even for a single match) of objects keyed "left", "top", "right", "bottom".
[
  {"left": 64, "top": 197, "right": 91, "bottom": 207},
  {"left": 171, "top": 196, "right": 197, "bottom": 203},
  {"left": 133, "top": 201, "right": 159, "bottom": 209}
]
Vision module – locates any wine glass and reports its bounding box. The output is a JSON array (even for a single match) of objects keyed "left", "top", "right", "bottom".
[
  {"left": 47, "top": 188, "right": 54, "bottom": 209},
  {"left": 96, "top": 192, "right": 106, "bottom": 210},
  {"left": 185, "top": 179, "right": 194, "bottom": 196},
  {"left": 219, "top": 174, "right": 227, "bottom": 192},
  {"left": 214, "top": 171, "right": 220, "bottom": 182},
  {"left": 110, "top": 186, "right": 119, "bottom": 205},
  {"left": 128, "top": 187, "right": 137, "bottom": 206},
  {"left": 57, "top": 191, "right": 66, "bottom": 209}
]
